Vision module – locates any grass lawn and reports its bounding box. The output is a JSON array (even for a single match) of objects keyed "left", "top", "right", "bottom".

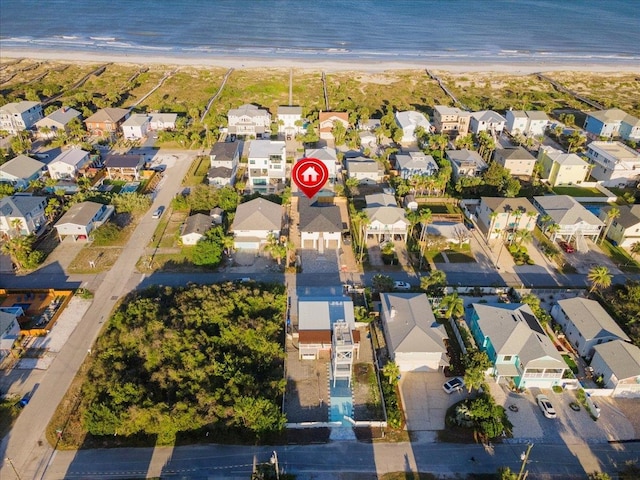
[
  {"left": 0, "top": 398, "right": 21, "bottom": 440},
  {"left": 67, "top": 247, "right": 123, "bottom": 273},
  {"left": 552, "top": 186, "right": 605, "bottom": 197},
  {"left": 562, "top": 354, "right": 579, "bottom": 374},
  {"left": 599, "top": 239, "right": 640, "bottom": 272}
]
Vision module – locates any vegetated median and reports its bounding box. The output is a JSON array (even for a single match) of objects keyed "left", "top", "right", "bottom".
[{"left": 47, "top": 282, "right": 287, "bottom": 448}]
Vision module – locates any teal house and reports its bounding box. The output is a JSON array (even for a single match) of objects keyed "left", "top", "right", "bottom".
[{"left": 467, "top": 303, "right": 566, "bottom": 390}]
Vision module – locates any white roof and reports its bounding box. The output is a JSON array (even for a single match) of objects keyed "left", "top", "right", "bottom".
[
  {"left": 122, "top": 114, "right": 150, "bottom": 127},
  {"left": 248, "top": 140, "right": 285, "bottom": 158},
  {"left": 298, "top": 296, "right": 355, "bottom": 331},
  {"left": 395, "top": 111, "right": 431, "bottom": 129},
  {"left": 50, "top": 148, "right": 89, "bottom": 167}
]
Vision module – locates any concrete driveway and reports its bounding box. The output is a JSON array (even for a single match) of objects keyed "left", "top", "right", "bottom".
[
  {"left": 561, "top": 239, "right": 621, "bottom": 275},
  {"left": 399, "top": 371, "right": 468, "bottom": 431}
]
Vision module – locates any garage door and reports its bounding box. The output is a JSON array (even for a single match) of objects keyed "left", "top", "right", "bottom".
[
  {"left": 613, "top": 384, "right": 640, "bottom": 398},
  {"left": 234, "top": 241, "right": 260, "bottom": 251}
]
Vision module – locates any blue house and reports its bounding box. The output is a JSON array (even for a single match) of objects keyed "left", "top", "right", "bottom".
[
  {"left": 583, "top": 108, "right": 627, "bottom": 138},
  {"left": 395, "top": 151, "right": 439, "bottom": 180},
  {"left": 467, "top": 303, "right": 566, "bottom": 390}
]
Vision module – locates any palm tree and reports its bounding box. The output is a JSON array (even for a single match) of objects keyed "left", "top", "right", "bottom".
[
  {"left": 525, "top": 211, "right": 538, "bottom": 231},
  {"left": 382, "top": 361, "right": 401, "bottom": 386},
  {"left": 10, "top": 218, "right": 24, "bottom": 237},
  {"left": 405, "top": 210, "right": 420, "bottom": 240},
  {"left": 630, "top": 241, "right": 640, "bottom": 260},
  {"left": 600, "top": 207, "right": 620, "bottom": 244},
  {"left": 516, "top": 229, "right": 533, "bottom": 246},
  {"left": 487, "top": 211, "right": 499, "bottom": 243},
  {"left": 546, "top": 223, "right": 560, "bottom": 241},
  {"left": 420, "top": 269, "right": 447, "bottom": 295},
  {"left": 587, "top": 265, "right": 612, "bottom": 294},
  {"left": 439, "top": 291, "right": 464, "bottom": 319}
]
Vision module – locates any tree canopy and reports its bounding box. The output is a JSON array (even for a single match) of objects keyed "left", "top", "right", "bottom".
[{"left": 81, "top": 283, "right": 287, "bottom": 444}]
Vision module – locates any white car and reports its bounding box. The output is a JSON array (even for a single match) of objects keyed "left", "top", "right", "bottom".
[
  {"left": 393, "top": 281, "right": 411, "bottom": 290},
  {"left": 536, "top": 394, "right": 557, "bottom": 419},
  {"left": 151, "top": 206, "right": 164, "bottom": 219},
  {"left": 443, "top": 377, "right": 465, "bottom": 394}
]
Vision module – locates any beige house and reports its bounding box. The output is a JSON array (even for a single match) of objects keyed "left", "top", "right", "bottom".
[
  {"left": 493, "top": 146, "right": 536, "bottom": 178},
  {"left": 599, "top": 204, "right": 640, "bottom": 248},
  {"left": 476, "top": 197, "right": 538, "bottom": 241},
  {"left": 318, "top": 112, "right": 349, "bottom": 140},
  {"left": 432, "top": 105, "right": 470, "bottom": 137},
  {"left": 537, "top": 146, "right": 590, "bottom": 186}
]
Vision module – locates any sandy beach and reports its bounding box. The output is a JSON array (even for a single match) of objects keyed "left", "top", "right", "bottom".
[{"left": 2, "top": 48, "right": 640, "bottom": 74}]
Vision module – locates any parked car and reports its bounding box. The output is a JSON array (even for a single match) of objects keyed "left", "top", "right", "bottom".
[
  {"left": 536, "top": 394, "right": 557, "bottom": 418},
  {"left": 558, "top": 240, "right": 575, "bottom": 253},
  {"left": 152, "top": 206, "right": 164, "bottom": 219},
  {"left": 443, "top": 377, "right": 465, "bottom": 394},
  {"left": 393, "top": 281, "right": 411, "bottom": 290},
  {"left": 19, "top": 393, "right": 31, "bottom": 407}
]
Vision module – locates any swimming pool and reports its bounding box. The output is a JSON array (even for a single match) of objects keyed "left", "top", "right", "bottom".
[
  {"left": 329, "top": 378, "right": 353, "bottom": 426},
  {"left": 584, "top": 205, "right": 601, "bottom": 216},
  {"left": 121, "top": 182, "right": 140, "bottom": 193}
]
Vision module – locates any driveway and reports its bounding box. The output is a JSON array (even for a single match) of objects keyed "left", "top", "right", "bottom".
[
  {"left": 561, "top": 239, "right": 621, "bottom": 275},
  {"left": 399, "top": 371, "right": 468, "bottom": 431}
]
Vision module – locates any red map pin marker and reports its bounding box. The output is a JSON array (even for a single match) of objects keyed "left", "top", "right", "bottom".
[{"left": 292, "top": 157, "right": 329, "bottom": 199}]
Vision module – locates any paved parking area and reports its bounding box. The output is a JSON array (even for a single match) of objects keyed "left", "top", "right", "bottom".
[
  {"left": 299, "top": 249, "right": 340, "bottom": 273},
  {"left": 399, "top": 372, "right": 468, "bottom": 431},
  {"left": 489, "top": 382, "right": 637, "bottom": 444},
  {"left": 562, "top": 239, "right": 621, "bottom": 275}
]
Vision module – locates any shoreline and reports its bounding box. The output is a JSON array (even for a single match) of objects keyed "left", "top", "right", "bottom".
[{"left": 2, "top": 48, "right": 640, "bottom": 74}]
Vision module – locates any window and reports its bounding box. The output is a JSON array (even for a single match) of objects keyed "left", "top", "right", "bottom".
[
  {"left": 503, "top": 355, "right": 512, "bottom": 362},
  {"left": 249, "top": 160, "right": 255, "bottom": 165}
]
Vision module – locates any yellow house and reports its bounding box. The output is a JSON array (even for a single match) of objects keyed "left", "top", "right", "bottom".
[{"left": 537, "top": 146, "right": 590, "bottom": 186}]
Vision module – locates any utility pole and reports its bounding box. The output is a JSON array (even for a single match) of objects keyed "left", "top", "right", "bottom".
[
  {"left": 5, "top": 457, "right": 22, "bottom": 480},
  {"left": 517, "top": 443, "right": 534, "bottom": 480}
]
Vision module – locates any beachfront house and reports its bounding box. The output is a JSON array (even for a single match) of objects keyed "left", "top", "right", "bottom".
[
  {"left": 319, "top": 111, "right": 349, "bottom": 140},
  {"left": 505, "top": 110, "right": 549, "bottom": 137},
  {"left": 0, "top": 194, "right": 47, "bottom": 238},
  {"left": 394, "top": 111, "right": 432, "bottom": 144},
  {"left": 47, "top": 148, "right": 91, "bottom": 180},
  {"left": 432, "top": 106, "right": 470, "bottom": 137},
  {"left": 598, "top": 204, "right": 640, "bottom": 248},
  {"left": 380, "top": 293, "right": 449, "bottom": 372},
  {"left": 230, "top": 197, "right": 282, "bottom": 251},
  {"left": 532, "top": 195, "right": 604, "bottom": 248},
  {"left": 467, "top": 303, "right": 566, "bottom": 390},
  {"left": 247, "top": 140, "right": 286, "bottom": 192},
  {"left": 476, "top": 197, "right": 538, "bottom": 242},
  {"left": 277, "top": 106, "right": 305, "bottom": 139},
  {"left": 227, "top": 104, "right": 271, "bottom": 138},
  {"left": 590, "top": 341, "right": 640, "bottom": 398},
  {"left": 35, "top": 106, "right": 81, "bottom": 139},
  {"left": 446, "top": 149, "right": 487, "bottom": 179},
  {"left": 395, "top": 151, "right": 439, "bottom": 180},
  {"left": 537, "top": 146, "right": 590, "bottom": 187},
  {"left": 84, "top": 108, "right": 130, "bottom": 136},
  {"left": 54, "top": 201, "right": 114, "bottom": 241},
  {"left": 0, "top": 155, "right": 45, "bottom": 189},
  {"left": 583, "top": 108, "right": 627, "bottom": 139},
  {"left": 0, "top": 101, "right": 43, "bottom": 134},
  {"left": 121, "top": 114, "right": 151, "bottom": 140},
  {"left": 149, "top": 113, "right": 177, "bottom": 131},
  {"left": 469, "top": 110, "right": 506, "bottom": 135},
  {"left": 620, "top": 115, "right": 640, "bottom": 142},
  {"left": 550, "top": 297, "right": 631, "bottom": 360},
  {"left": 584, "top": 141, "right": 640, "bottom": 187},
  {"left": 493, "top": 146, "right": 536, "bottom": 178}
]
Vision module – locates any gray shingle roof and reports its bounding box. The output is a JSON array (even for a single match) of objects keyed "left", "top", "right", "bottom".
[
  {"left": 0, "top": 194, "right": 46, "bottom": 217},
  {"left": 55, "top": 201, "right": 103, "bottom": 226},
  {"left": 381, "top": 293, "right": 447, "bottom": 354},
  {"left": 586, "top": 108, "right": 627, "bottom": 123},
  {"left": 209, "top": 141, "right": 239, "bottom": 160},
  {"left": 232, "top": 197, "right": 282, "bottom": 231},
  {"left": 39, "top": 106, "right": 81, "bottom": 126},
  {"left": 298, "top": 199, "right": 342, "bottom": 233},
  {"left": 305, "top": 147, "right": 338, "bottom": 162},
  {"left": 278, "top": 106, "right": 302, "bottom": 115},
  {"left": 601, "top": 204, "right": 640, "bottom": 229},
  {"left": 533, "top": 195, "right": 604, "bottom": 227},
  {"left": 0, "top": 155, "right": 45, "bottom": 179},
  {"left": 365, "top": 193, "right": 397, "bottom": 208},
  {"left": 481, "top": 197, "right": 537, "bottom": 215},
  {"left": 181, "top": 213, "right": 213, "bottom": 236},
  {"left": 556, "top": 297, "right": 630, "bottom": 342},
  {"left": 347, "top": 158, "right": 379, "bottom": 173},
  {"left": 364, "top": 206, "right": 408, "bottom": 226},
  {"left": 497, "top": 146, "right": 536, "bottom": 161},
  {"left": 592, "top": 340, "right": 640, "bottom": 381}
]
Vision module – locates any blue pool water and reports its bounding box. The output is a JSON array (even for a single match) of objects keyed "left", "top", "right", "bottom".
[
  {"left": 329, "top": 379, "right": 353, "bottom": 426},
  {"left": 584, "top": 205, "right": 602, "bottom": 216},
  {"left": 121, "top": 182, "right": 140, "bottom": 193}
]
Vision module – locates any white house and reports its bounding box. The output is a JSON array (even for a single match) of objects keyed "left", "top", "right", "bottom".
[
  {"left": 0, "top": 194, "right": 47, "bottom": 237},
  {"left": 121, "top": 114, "right": 151, "bottom": 140},
  {"left": 620, "top": 114, "right": 640, "bottom": 142},
  {"left": 591, "top": 340, "right": 640, "bottom": 398},
  {"left": 551, "top": 297, "right": 631, "bottom": 360},
  {"left": 493, "top": 146, "right": 536, "bottom": 178},
  {"left": 180, "top": 213, "right": 213, "bottom": 245},
  {"left": 54, "top": 201, "right": 114, "bottom": 241},
  {"left": 207, "top": 166, "right": 234, "bottom": 187},
  {"left": 230, "top": 197, "right": 282, "bottom": 251},
  {"left": 0, "top": 310, "right": 20, "bottom": 361},
  {"left": 505, "top": 110, "right": 549, "bottom": 137},
  {"left": 432, "top": 106, "right": 470, "bottom": 137},
  {"left": 298, "top": 198, "right": 343, "bottom": 252},
  {"left": 395, "top": 111, "right": 432, "bottom": 143},
  {"left": 228, "top": 104, "right": 271, "bottom": 138},
  {"left": 47, "top": 148, "right": 90, "bottom": 180},
  {"left": 380, "top": 293, "right": 448, "bottom": 372},
  {"left": 532, "top": 195, "right": 604, "bottom": 248},
  {"left": 0, "top": 101, "right": 43, "bottom": 134},
  {"left": 346, "top": 157, "right": 383, "bottom": 184},
  {"left": 446, "top": 149, "right": 488, "bottom": 179},
  {"left": 277, "top": 106, "right": 304, "bottom": 139},
  {"left": 395, "top": 151, "right": 438, "bottom": 180},
  {"left": 304, "top": 147, "right": 340, "bottom": 182},
  {"left": 364, "top": 205, "right": 409, "bottom": 242},
  {"left": 149, "top": 113, "right": 177, "bottom": 131},
  {"left": 0, "top": 155, "right": 45, "bottom": 189},
  {"left": 584, "top": 141, "right": 640, "bottom": 187},
  {"left": 469, "top": 110, "right": 506, "bottom": 135},
  {"left": 247, "top": 140, "right": 286, "bottom": 192}
]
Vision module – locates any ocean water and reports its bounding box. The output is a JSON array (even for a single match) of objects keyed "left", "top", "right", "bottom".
[{"left": 1, "top": 0, "right": 639, "bottom": 64}]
